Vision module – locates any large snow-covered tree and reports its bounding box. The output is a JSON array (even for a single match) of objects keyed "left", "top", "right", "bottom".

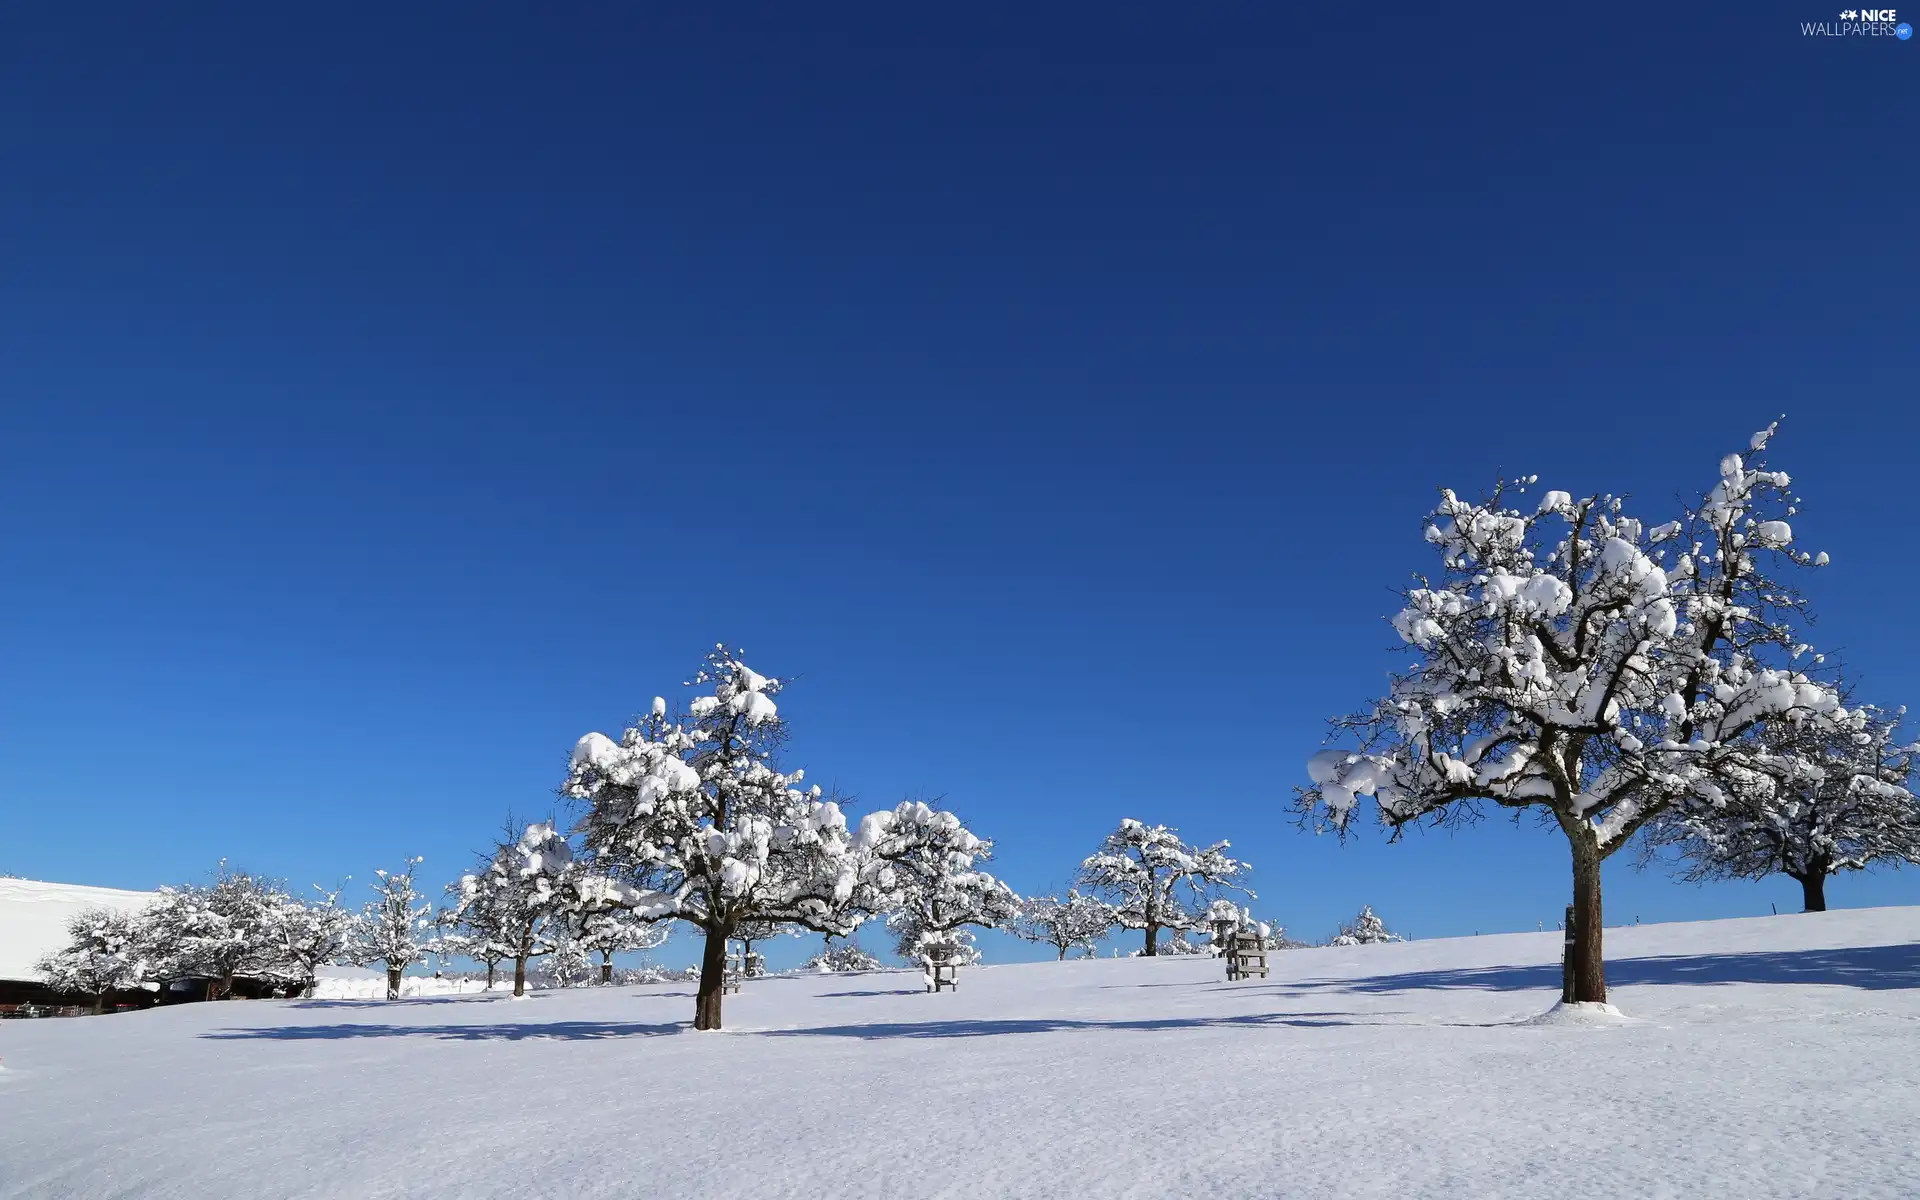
[
  {"left": 1300, "top": 424, "right": 1849, "bottom": 1003},
  {"left": 1011, "top": 891, "right": 1115, "bottom": 960},
  {"left": 1077, "top": 820, "right": 1250, "bottom": 956},
  {"left": 458, "top": 823, "right": 578, "bottom": 997},
  {"left": 356, "top": 858, "right": 432, "bottom": 1000},
  {"left": 858, "top": 800, "right": 1019, "bottom": 975},
  {"left": 1646, "top": 703, "right": 1919, "bottom": 911},
  {"left": 139, "top": 865, "right": 287, "bottom": 999},
  {"left": 35, "top": 906, "right": 148, "bottom": 1012},
  {"left": 566, "top": 648, "right": 868, "bottom": 1030}
]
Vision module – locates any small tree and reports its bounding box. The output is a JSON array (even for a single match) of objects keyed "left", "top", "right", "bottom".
[
  {"left": 731, "top": 919, "right": 794, "bottom": 979},
  {"left": 858, "top": 800, "right": 1019, "bottom": 976},
  {"left": 1300, "top": 424, "right": 1850, "bottom": 1003},
  {"left": 1330, "top": 905, "right": 1403, "bottom": 946},
  {"left": 1011, "top": 892, "right": 1115, "bottom": 960},
  {"left": 356, "top": 858, "right": 431, "bottom": 1000},
  {"left": 36, "top": 907, "right": 147, "bottom": 1013},
  {"left": 572, "top": 883, "right": 672, "bottom": 984},
  {"left": 802, "top": 936, "right": 883, "bottom": 973},
  {"left": 269, "top": 885, "right": 357, "bottom": 998},
  {"left": 1648, "top": 703, "right": 1919, "bottom": 911},
  {"left": 458, "top": 823, "right": 578, "bottom": 997},
  {"left": 1078, "top": 819, "right": 1249, "bottom": 956},
  {"left": 567, "top": 649, "right": 869, "bottom": 1030}
]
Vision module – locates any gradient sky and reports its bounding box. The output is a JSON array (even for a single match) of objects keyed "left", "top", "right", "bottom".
[{"left": 2, "top": 4, "right": 1915, "bottom": 967}]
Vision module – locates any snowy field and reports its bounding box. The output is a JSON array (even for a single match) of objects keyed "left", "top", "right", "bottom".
[{"left": 3, "top": 908, "right": 1917, "bottom": 1200}]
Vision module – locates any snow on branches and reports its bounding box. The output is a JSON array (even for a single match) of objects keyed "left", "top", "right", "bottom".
[
  {"left": 1649, "top": 703, "right": 1919, "bottom": 911},
  {"left": 1078, "top": 819, "right": 1249, "bottom": 957},
  {"left": 1330, "top": 905, "right": 1402, "bottom": 946},
  {"left": 566, "top": 646, "right": 868, "bottom": 1029},
  {"left": 456, "top": 825, "right": 578, "bottom": 997},
  {"left": 855, "top": 800, "right": 1019, "bottom": 970},
  {"left": 35, "top": 907, "right": 147, "bottom": 1012},
  {"left": 357, "top": 857, "right": 432, "bottom": 1000},
  {"left": 1299, "top": 423, "right": 1847, "bottom": 1002},
  {"left": 1011, "top": 891, "right": 1116, "bottom": 960}
]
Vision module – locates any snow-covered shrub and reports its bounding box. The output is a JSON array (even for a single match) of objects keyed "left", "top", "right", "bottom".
[
  {"left": 35, "top": 907, "right": 148, "bottom": 1012},
  {"left": 1330, "top": 905, "right": 1402, "bottom": 946},
  {"left": 1011, "top": 891, "right": 1115, "bottom": 960},
  {"left": 802, "top": 939, "right": 884, "bottom": 973}
]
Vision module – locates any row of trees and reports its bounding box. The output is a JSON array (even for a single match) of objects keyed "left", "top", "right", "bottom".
[
  {"left": 35, "top": 862, "right": 435, "bottom": 1010},
  {"left": 1302, "top": 423, "right": 1920, "bottom": 1004}
]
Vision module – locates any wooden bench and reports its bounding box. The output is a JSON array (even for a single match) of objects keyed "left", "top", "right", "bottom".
[{"left": 1225, "top": 932, "right": 1268, "bottom": 981}]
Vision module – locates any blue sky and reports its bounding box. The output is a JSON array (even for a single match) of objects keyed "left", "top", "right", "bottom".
[{"left": 2, "top": 5, "right": 1915, "bottom": 967}]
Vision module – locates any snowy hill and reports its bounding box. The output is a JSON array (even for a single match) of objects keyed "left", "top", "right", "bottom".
[
  {"left": 0, "top": 877, "right": 156, "bottom": 982},
  {"left": 2, "top": 906, "right": 1917, "bottom": 1199}
]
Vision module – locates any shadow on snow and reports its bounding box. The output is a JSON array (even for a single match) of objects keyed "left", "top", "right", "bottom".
[{"left": 204, "top": 1020, "right": 687, "bottom": 1041}]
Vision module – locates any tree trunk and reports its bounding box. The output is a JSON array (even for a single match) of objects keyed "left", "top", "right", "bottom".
[
  {"left": 513, "top": 957, "right": 528, "bottom": 997},
  {"left": 385, "top": 967, "right": 402, "bottom": 1000},
  {"left": 217, "top": 971, "right": 234, "bottom": 1001},
  {"left": 92, "top": 992, "right": 105, "bottom": 1015},
  {"left": 1799, "top": 872, "right": 1828, "bottom": 913},
  {"left": 302, "top": 977, "right": 317, "bottom": 1000},
  {"left": 1142, "top": 920, "right": 1159, "bottom": 957},
  {"left": 600, "top": 952, "right": 614, "bottom": 985},
  {"left": 1057, "top": 946, "right": 1068, "bottom": 961},
  {"left": 485, "top": 961, "right": 497, "bottom": 990},
  {"left": 694, "top": 924, "right": 729, "bottom": 1031},
  {"left": 1567, "top": 827, "right": 1607, "bottom": 1004}
]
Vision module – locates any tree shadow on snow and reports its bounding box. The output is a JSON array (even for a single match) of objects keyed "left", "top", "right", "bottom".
[
  {"left": 1281, "top": 943, "right": 1920, "bottom": 996},
  {"left": 203, "top": 1020, "right": 686, "bottom": 1042},
  {"left": 751, "top": 1011, "right": 1407, "bottom": 1040},
  {"left": 816, "top": 988, "right": 924, "bottom": 998}
]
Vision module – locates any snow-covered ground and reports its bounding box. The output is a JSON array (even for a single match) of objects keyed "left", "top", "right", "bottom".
[{"left": 3, "top": 907, "right": 1917, "bottom": 1199}]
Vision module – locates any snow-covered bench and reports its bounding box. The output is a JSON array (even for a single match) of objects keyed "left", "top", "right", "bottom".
[{"left": 924, "top": 958, "right": 960, "bottom": 993}]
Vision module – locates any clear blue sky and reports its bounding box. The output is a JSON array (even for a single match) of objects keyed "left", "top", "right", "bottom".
[{"left": 2, "top": 4, "right": 1915, "bottom": 967}]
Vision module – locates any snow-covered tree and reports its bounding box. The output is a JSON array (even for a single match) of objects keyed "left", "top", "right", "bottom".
[
  {"left": 1011, "top": 891, "right": 1115, "bottom": 960},
  {"left": 1300, "top": 423, "right": 1849, "bottom": 1002},
  {"left": 730, "top": 919, "right": 795, "bottom": 978},
  {"left": 1647, "top": 703, "right": 1919, "bottom": 911},
  {"left": 1077, "top": 820, "right": 1250, "bottom": 956},
  {"left": 857, "top": 800, "right": 1019, "bottom": 975},
  {"left": 534, "top": 925, "right": 595, "bottom": 989},
  {"left": 458, "top": 823, "right": 579, "bottom": 997},
  {"left": 356, "top": 857, "right": 431, "bottom": 1000},
  {"left": 1203, "top": 900, "right": 1286, "bottom": 954},
  {"left": 139, "top": 865, "right": 288, "bottom": 998},
  {"left": 267, "top": 885, "right": 357, "bottom": 998},
  {"left": 35, "top": 906, "right": 148, "bottom": 1012},
  {"left": 566, "top": 648, "right": 869, "bottom": 1030},
  {"left": 802, "top": 936, "right": 884, "bottom": 974},
  {"left": 572, "top": 880, "right": 672, "bottom": 984},
  {"left": 440, "top": 881, "right": 512, "bottom": 990},
  {"left": 1330, "top": 905, "right": 1402, "bottom": 946}
]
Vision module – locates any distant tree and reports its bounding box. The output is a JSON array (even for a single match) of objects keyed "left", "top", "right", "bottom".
[
  {"left": 802, "top": 936, "right": 884, "bottom": 974},
  {"left": 1330, "top": 905, "right": 1403, "bottom": 946},
  {"left": 1078, "top": 820, "right": 1249, "bottom": 956},
  {"left": 567, "top": 649, "right": 871, "bottom": 1030},
  {"left": 1298, "top": 424, "right": 1852, "bottom": 1003},
  {"left": 35, "top": 907, "right": 147, "bottom": 1013},
  {"left": 355, "top": 858, "right": 432, "bottom": 1000},
  {"left": 1647, "top": 703, "right": 1919, "bottom": 911},
  {"left": 731, "top": 919, "right": 795, "bottom": 979},
  {"left": 268, "top": 885, "right": 357, "bottom": 998},
  {"left": 857, "top": 800, "right": 1019, "bottom": 975},
  {"left": 441, "top": 879, "right": 512, "bottom": 990},
  {"left": 1011, "top": 892, "right": 1115, "bottom": 960},
  {"left": 457, "top": 823, "right": 578, "bottom": 997},
  {"left": 140, "top": 865, "right": 287, "bottom": 999},
  {"left": 572, "top": 881, "right": 672, "bottom": 984}
]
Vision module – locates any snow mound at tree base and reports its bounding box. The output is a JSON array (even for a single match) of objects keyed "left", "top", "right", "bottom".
[{"left": 1524, "top": 1000, "right": 1634, "bottom": 1026}]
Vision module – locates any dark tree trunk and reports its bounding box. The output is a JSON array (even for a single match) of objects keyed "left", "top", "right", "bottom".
[
  {"left": 485, "top": 961, "right": 497, "bottom": 990},
  {"left": 302, "top": 977, "right": 317, "bottom": 1000},
  {"left": 1057, "top": 946, "right": 1068, "bottom": 961},
  {"left": 694, "top": 924, "right": 729, "bottom": 1031},
  {"left": 1568, "top": 828, "right": 1607, "bottom": 1003},
  {"left": 513, "top": 956, "right": 528, "bottom": 997},
  {"left": 217, "top": 971, "right": 235, "bottom": 1001},
  {"left": 385, "top": 967, "right": 402, "bottom": 1000},
  {"left": 92, "top": 992, "right": 105, "bottom": 1015},
  {"left": 1799, "top": 872, "right": 1828, "bottom": 913},
  {"left": 600, "top": 951, "right": 614, "bottom": 985},
  {"left": 1143, "top": 920, "right": 1159, "bottom": 957}
]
